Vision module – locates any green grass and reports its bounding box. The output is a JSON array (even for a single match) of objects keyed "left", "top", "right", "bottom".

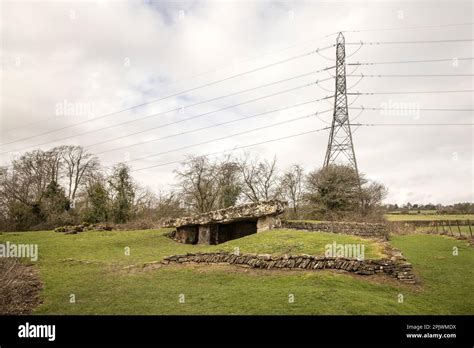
[
  {"left": 385, "top": 214, "right": 474, "bottom": 222},
  {"left": 0, "top": 229, "right": 472, "bottom": 314}
]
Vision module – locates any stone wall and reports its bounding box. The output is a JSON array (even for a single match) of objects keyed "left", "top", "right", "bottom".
[
  {"left": 161, "top": 252, "right": 415, "bottom": 283},
  {"left": 281, "top": 220, "right": 389, "bottom": 239},
  {"left": 388, "top": 220, "right": 472, "bottom": 228}
]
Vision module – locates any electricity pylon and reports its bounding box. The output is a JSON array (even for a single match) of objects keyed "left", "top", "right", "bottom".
[{"left": 323, "top": 32, "right": 360, "bottom": 180}]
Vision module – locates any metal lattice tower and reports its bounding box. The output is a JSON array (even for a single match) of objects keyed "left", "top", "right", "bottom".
[{"left": 323, "top": 32, "right": 360, "bottom": 178}]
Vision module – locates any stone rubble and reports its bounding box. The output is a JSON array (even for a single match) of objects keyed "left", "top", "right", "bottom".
[{"left": 54, "top": 223, "right": 113, "bottom": 234}]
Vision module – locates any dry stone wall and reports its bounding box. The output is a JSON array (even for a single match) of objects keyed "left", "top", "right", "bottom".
[
  {"left": 281, "top": 220, "right": 389, "bottom": 239},
  {"left": 389, "top": 220, "right": 472, "bottom": 228},
  {"left": 161, "top": 252, "right": 415, "bottom": 283}
]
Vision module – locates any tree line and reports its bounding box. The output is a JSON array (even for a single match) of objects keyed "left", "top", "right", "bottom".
[
  {"left": 0, "top": 146, "right": 167, "bottom": 231},
  {"left": 176, "top": 154, "right": 387, "bottom": 220},
  {"left": 384, "top": 202, "right": 474, "bottom": 215},
  {"left": 0, "top": 146, "right": 388, "bottom": 231}
]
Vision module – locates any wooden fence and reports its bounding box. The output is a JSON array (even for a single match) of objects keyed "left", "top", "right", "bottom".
[{"left": 429, "top": 219, "right": 473, "bottom": 238}]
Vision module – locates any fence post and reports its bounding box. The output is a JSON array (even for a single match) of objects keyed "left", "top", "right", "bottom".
[
  {"left": 447, "top": 221, "right": 454, "bottom": 236},
  {"left": 468, "top": 219, "right": 473, "bottom": 238},
  {"left": 456, "top": 220, "right": 462, "bottom": 237},
  {"left": 435, "top": 220, "right": 439, "bottom": 234}
]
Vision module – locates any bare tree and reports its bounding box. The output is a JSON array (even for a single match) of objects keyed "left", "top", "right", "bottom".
[
  {"left": 5, "top": 150, "right": 56, "bottom": 206},
  {"left": 154, "top": 190, "right": 185, "bottom": 219},
  {"left": 60, "top": 146, "right": 99, "bottom": 203},
  {"left": 238, "top": 154, "right": 280, "bottom": 203},
  {"left": 361, "top": 182, "right": 388, "bottom": 216},
  {"left": 175, "top": 155, "right": 220, "bottom": 213},
  {"left": 45, "top": 147, "right": 64, "bottom": 183},
  {"left": 0, "top": 150, "right": 69, "bottom": 229},
  {"left": 280, "top": 164, "right": 304, "bottom": 218},
  {"left": 134, "top": 186, "right": 156, "bottom": 215}
]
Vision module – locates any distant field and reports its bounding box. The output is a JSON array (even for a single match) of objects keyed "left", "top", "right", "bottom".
[
  {"left": 0, "top": 229, "right": 472, "bottom": 314},
  {"left": 384, "top": 214, "right": 474, "bottom": 222},
  {"left": 387, "top": 210, "right": 438, "bottom": 215}
]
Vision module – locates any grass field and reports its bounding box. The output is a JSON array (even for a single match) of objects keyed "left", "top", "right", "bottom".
[
  {"left": 387, "top": 210, "right": 438, "bottom": 215},
  {"left": 0, "top": 229, "right": 472, "bottom": 315},
  {"left": 384, "top": 214, "right": 474, "bottom": 222}
]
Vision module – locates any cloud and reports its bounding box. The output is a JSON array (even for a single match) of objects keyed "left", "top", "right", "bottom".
[{"left": 1, "top": 0, "right": 472, "bottom": 204}]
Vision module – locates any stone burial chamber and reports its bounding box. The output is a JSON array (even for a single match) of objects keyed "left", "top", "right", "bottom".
[{"left": 164, "top": 200, "right": 286, "bottom": 245}]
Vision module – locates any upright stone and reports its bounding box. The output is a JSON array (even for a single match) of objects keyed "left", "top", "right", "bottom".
[
  {"left": 175, "top": 226, "right": 199, "bottom": 244},
  {"left": 257, "top": 216, "right": 280, "bottom": 232},
  {"left": 198, "top": 224, "right": 219, "bottom": 244}
]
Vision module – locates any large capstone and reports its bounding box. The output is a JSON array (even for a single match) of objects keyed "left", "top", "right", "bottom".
[{"left": 165, "top": 200, "right": 286, "bottom": 245}]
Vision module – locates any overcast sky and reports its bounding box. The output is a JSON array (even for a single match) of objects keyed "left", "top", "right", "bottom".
[{"left": 1, "top": 0, "right": 472, "bottom": 205}]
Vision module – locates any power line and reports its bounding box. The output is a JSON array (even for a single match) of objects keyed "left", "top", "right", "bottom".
[
  {"left": 347, "top": 57, "right": 474, "bottom": 66},
  {"left": 0, "top": 69, "right": 335, "bottom": 154},
  {"left": 347, "top": 74, "right": 474, "bottom": 77},
  {"left": 93, "top": 96, "right": 332, "bottom": 155},
  {"left": 0, "top": 69, "right": 322, "bottom": 148},
  {"left": 324, "top": 72, "right": 472, "bottom": 84},
  {"left": 339, "top": 22, "right": 474, "bottom": 34},
  {"left": 0, "top": 45, "right": 335, "bottom": 147},
  {"left": 348, "top": 89, "right": 474, "bottom": 95},
  {"left": 123, "top": 109, "right": 333, "bottom": 165},
  {"left": 3, "top": 37, "right": 341, "bottom": 134},
  {"left": 4, "top": 21, "right": 472, "bottom": 133},
  {"left": 292, "top": 22, "right": 474, "bottom": 53},
  {"left": 346, "top": 38, "right": 474, "bottom": 45},
  {"left": 296, "top": 38, "right": 474, "bottom": 64},
  {"left": 131, "top": 125, "right": 332, "bottom": 172},
  {"left": 84, "top": 80, "right": 332, "bottom": 152},
  {"left": 15, "top": 23, "right": 466, "bottom": 132},
  {"left": 351, "top": 123, "right": 474, "bottom": 126},
  {"left": 349, "top": 107, "right": 474, "bottom": 112},
  {"left": 130, "top": 120, "right": 474, "bottom": 173}
]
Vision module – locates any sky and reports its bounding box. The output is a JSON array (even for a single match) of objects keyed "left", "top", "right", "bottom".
[{"left": 0, "top": 0, "right": 473, "bottom": 205}]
